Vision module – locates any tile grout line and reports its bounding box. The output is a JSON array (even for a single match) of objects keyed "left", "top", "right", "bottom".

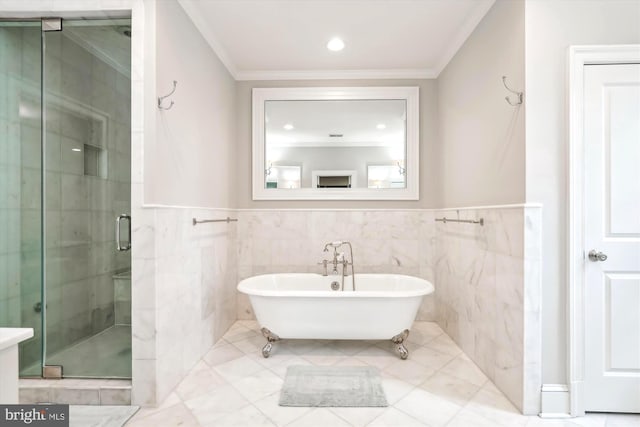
[
  {"left": 127, "top": 320, "right": 543, "bottom": 427},
  {"left": 441, "top": 378, "right": 491, "bottom": 427}
]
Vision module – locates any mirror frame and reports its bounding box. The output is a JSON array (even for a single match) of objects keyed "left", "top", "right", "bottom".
[{"left": 252, "top": 86, "right": 420, "bottom": 200}]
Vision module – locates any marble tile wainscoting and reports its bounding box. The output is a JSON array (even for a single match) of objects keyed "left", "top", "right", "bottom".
[
  {"left": 129, "top": 205, "right": 540, "bottom": 410},
  {"left": 235, "top": 209, "right": 438, "bottom": 322},
  {"left": 435, "top": 205, "right": 542, "bottom": 414},
  {"left": 131, "top": 207, "right": 238, "bottom": 406},
  {"left": 234, "top": 206, "right": 541, "bottom": 415}
]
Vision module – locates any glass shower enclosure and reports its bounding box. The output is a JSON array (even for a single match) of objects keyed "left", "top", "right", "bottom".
[{"left": 0, "top": 17, "right": 132, "bottom": 378}]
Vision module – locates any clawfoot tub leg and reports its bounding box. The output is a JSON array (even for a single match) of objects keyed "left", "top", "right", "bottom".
[
  {"left": 391, "top": 329, "right": 410, "bottom": 360},
  {"left": 260, "top": 327, "right": 280, "bottom": 358}
]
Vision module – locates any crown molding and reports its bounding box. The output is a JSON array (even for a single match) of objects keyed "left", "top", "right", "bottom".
[
  {"left": 179, "top": 0, "right": 495, "bottom": 82},
  {"left": 433, "top": 0, "right": 495, "bottom": 76},
  {"left": 177, "top": 0, "right": 238, "bottom": 79},
  {"left": 235, "top": 68, "right": 437, "bottom": 81}
]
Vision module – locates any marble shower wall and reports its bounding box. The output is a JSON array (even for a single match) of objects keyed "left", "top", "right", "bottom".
[
  {"left": 131, "top": 206, "right": 237, "bottom": 405},
  {"left": 434, "top": 205, "right": 541, "bottom": 414},
  {"left": 235, "top": 209, "right": 437, "bottom": 321}
]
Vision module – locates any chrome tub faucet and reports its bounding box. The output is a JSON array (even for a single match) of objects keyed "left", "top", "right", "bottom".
[{"left": 319, "top": 241, "right": 356, "bottom": 291}]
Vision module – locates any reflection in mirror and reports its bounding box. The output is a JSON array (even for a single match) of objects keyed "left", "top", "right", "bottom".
[
  {"left": 252, "top": 87, "right": 419, "bottom": 200},
  {"left": 265, "top": 164, "right": 301, "bottom": 189},
  {"left": 264, "top": 100, "right": 406, "bottom": 189},
  {"left": 367, "top": 163, "right": 406, "bottom": 188}
]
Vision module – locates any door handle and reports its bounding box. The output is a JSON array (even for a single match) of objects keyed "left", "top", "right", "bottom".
[
  {"left": 588, "top": 250, "right": 607, "bottom": 262},
  {"left": 116, "top": 214, "right": 131, "bottom": 251}
]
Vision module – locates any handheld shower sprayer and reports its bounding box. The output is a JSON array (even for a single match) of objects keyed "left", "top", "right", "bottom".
[
  {"left": 320, "top": 240, "right": 356, "bottom": 291},
  {"left": 323, "top": 241, "right": 344, "bottom": 252}
]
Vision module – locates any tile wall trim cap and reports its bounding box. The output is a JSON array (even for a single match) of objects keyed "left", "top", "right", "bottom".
[
  {"left": 437, "top": 202, "right": 543, "bottom": 211},
  {"left": 141, "top": 204, "right": 236, "bottom": 211},
  {"left": 235, "top": 203, "right": 542, "bottom": 212}
]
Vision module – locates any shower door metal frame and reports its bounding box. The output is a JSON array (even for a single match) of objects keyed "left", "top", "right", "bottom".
[{"left": 40, "top": 16, "right": 63, "bottom": 380}]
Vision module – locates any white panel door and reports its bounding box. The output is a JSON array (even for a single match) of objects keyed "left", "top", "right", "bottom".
[{"left": 584, "top": 64, "right": 640, "bottom": 413}]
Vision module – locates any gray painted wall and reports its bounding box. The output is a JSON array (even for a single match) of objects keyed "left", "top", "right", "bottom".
[
  {"left": 525, "top": 0, "right": 640, "bottom": 384},
  {"left": 436, "top": 0, "right": 525, "bottom": 208},
  {"left": 145, "top": 0, "right": 236, "bottom": 208}
]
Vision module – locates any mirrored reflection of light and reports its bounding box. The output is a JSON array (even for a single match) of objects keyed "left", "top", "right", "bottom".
[
  {"left": 388, "top": 144, "right": 405, "bottom": 161},
  {"left": 327, "top": 37, "right": 345, "bottom": 52},
  {"left": 368, "top": 166, "right": 387, "bottom": 181},
  {"left": 265, "top": 148, "right": 284, "bottom": 162},
  {"left": 376, "top": 123, "right": 386, "bottom": 130},
  {"left": 368, "top": 164, "right": 406, "bottom": 189},
  {"left": 18, "top": 101, "right": 39, "bottom": 119},
  {"left": 282, "top": 170, "right": 299, "bottom": 181},
  {"left": 283, "top": 123, "right": 294, "bottom": 130},
  {"left": 72, "top": 148, "right": 82, "bottom": 152}
]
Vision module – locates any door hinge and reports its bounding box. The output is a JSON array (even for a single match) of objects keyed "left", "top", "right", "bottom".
[
  {"left": 42, "top": 18, "right": 62, "bottom": 32},
  {"left": 42, "top": 365, "right": 63, "bottom": 379}
]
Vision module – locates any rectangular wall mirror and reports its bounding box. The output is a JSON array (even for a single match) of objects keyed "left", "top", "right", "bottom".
[{"left": 252, "top": 87, "right": 419, "bottom": 200}]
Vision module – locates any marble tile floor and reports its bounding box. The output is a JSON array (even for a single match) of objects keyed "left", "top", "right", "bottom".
[
  {"left": 126, "top": 321, "right": 639, "bottom": 427},
  {"left": 45, "top": 325, "right": 132, "bottom": 378},
  {"left": 70, "top": 405, "right": 138, "bottom": 427}
]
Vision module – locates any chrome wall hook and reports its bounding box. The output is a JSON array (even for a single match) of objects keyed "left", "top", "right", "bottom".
[
  {"left": 158, "top": 80, "right": 177, "bottom": 110},
  {"left": 502, "top": 76, "right": 523, "bottom": 106}
]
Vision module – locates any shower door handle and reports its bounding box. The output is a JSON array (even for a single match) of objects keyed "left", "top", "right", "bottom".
[{"left": 116, "top": 214, "right": 131, "bottom": 251}]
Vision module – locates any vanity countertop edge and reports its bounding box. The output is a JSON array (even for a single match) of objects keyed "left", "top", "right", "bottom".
[{"left": 0, "top": 328, "right": 34, "bottom": 351}]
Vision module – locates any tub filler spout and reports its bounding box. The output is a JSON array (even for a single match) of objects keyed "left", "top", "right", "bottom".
[{"left": 321, "top": 241, "right": 356, "bottom": 291}]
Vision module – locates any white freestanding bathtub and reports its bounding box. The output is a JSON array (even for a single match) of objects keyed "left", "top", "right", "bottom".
[{"left": 237, "top": 273, "right": 434, "bottom": 359}]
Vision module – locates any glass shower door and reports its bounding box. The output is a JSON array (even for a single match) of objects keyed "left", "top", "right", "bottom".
[
  {"left": 0, "top": 17, "right": 131, "bottom": 379},
  {"left": 42, "top": 19, "right": 132, "bottom": 378},
  {"left": 0, "top": 20, "right": 44, "bottom": 377}
]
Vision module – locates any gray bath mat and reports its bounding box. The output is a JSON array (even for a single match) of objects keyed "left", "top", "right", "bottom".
[{"left": 279, "top": 365, "right": 388, "bottom": 407}]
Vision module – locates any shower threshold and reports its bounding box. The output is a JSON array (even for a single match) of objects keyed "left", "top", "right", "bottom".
[
  {"left": 19, "top": 325, "right": 132, "bottom": 405},
  {"left": 24, "top": 325, "right": 131, "bottom": 379},
  {"left": 19, "top": 378, "right": 131, "bottom": 405}
]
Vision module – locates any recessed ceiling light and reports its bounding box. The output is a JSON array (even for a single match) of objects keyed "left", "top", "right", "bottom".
[
  {"left": 72, "top": 148, "right": 82, "bottom": 152},
  {"left": 376, "top": 123, "right": 386, "bottom": 130},
  {"left": 283, "top": 123, "right": 294, "bottom": 130},
  {"left": 327, "top": 37, "right": 345, "bottom": 52}
]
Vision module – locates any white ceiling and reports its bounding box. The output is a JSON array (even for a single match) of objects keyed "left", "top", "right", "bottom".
[{"left": 178, "top": 0, "right": 495, "bottom": 81}]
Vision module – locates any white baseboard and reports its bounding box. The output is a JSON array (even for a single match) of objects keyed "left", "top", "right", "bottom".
[{"left": 540, "top": 384, "right": 571, "bottom": 417}]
